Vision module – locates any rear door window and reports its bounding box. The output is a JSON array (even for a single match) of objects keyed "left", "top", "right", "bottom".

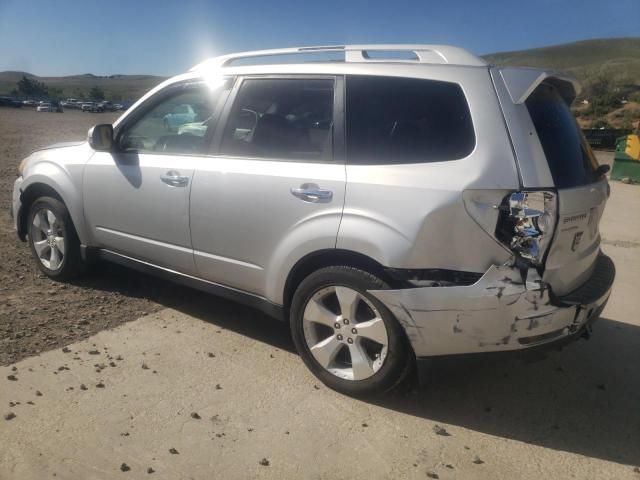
[
  {"left": 345, "top": 75, "right": 475, "bottom": 164},
  {"left": 526, "top": 83, "right": 599, "bottom": 188},
  {"left": 219, "top": 78, "right": 335, "bottom": 161}
]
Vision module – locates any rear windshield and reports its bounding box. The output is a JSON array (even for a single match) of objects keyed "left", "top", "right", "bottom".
[
  {"left": 346, "top": 75, "right": 475, "bottom": 164},
  {"left": 526, "top": 83, "right": 599, "bottom": 188}
]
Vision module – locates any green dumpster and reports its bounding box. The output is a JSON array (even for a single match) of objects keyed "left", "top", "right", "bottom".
[{"left": 611, "top": 134, "right": 640, "bottom": 182}]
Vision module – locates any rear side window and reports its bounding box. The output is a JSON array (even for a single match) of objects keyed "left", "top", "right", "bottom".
[
  {"left": 346, "top": 75, "right": 475, "bottom": 164},
  {"left": 526, "top": 83, "right": 599, "bottom": 188}
]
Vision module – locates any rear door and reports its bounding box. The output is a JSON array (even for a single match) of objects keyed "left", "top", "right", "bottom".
[{"left": 189, "top": 76, "right": 345, "bottom": 300}]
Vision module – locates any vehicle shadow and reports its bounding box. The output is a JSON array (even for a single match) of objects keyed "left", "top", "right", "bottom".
[{"left": 72, "top": 263, "right": 639, "bottom": 466}]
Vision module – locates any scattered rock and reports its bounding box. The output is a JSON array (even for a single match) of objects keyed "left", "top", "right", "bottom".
[
  {"left": 215, "top": 384, "right": 222, "bottom": 390},
  {"left": 11, "top": 366, "right": 17, "bottom": 371},
  {"left": 259, "top": 458, "right": 270, "bottom": 466},
  {"left": 62, "top": 347, "right": 71, "bottom": 353},
  {"left": 4, "top": 412, "right": 16, "bottom": 421},
  {"left": 445, "top": 464, "right": 454, "bottom": 469},
  {"left": 621, "top": 177, "right": 631, "bottom": 184},
  {"left": 633, "top": 466, "right": 640, "bottom": 473},
  {"left": 80, "top": 384, "right": 88, "bottom": 391},
  {"left": 109, "top": 362, "right": 117, "bottom": 368},
  {"left": 120, "top": 432, "right": 130, "bottom": 437},
  {"left": 141, "top": 363, "right": 149, "bottom": 370},
  {"left": 96, "top": 382, "right": 105, "bottom": 388},
  {"left": 169, "top": 448, "right": 179, "bottom": 455},
  {"left": 35, "top": 390, "right": 43, "bottom": 396},
  {"left": 147, "top": 467, "right": 155, "bottom": 474},
  {"left": 427, "top": 472, "right": 439, "bottom": 479},
  {"left": 313, "top": 385, "right": 320, "bottom": 390},
  {"left": 190, "top": 412, "right": 201, "bottom": 420},
  {"left": 7, "top": 375, "right": 17, "bottom": 381},
  {"left": 88, "top": 350, "right": 100, "bottom": 355},
  {"left": 361, "top": 423, "right": 368, "bottom": 428},
  {"left": 207, "top": 352, "right": 215, "bottom": 358},
  {"left": 120, "top": 463, "right": 130, "bottom": 472},
  {"left": 433, "top": 425, "right": 451, "bottom": 436},
  {"left": 472, "top": 456, "right": 485, "bottom": 465},
  {"left": 596, "top": 384, "right": 606, "bottom": 391}
]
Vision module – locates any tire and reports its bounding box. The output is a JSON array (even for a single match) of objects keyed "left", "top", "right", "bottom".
[
  {"left": 290, "top": 266, "right": 413, "bottom": 396},
  {"left": 27, "top": 196, "right": 84, "bottom": 280}
]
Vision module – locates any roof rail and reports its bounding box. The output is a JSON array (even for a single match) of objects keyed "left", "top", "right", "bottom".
[{"left": 190, "top": 44, "right": 486, "bottom": 71}]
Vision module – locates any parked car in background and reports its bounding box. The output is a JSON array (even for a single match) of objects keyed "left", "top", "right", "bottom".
[
  {"left": 0, "top": 96, "right": 23, "bottom": 107},
  {"left": 22, "top": 99, "right": 37, "bottom": 107},
  {"left": 36, "top": 102, "right": 54, "bottom": 112},
  {"left": 82, "top": 102, "right": 104, "bottom": 113},
  {"left": 11, "top": 44, "right": 615, "bottom": 396},
  {"left": 163, "top": 104, "right": 197, "bottom": 130},
  {"left": 61, "top": 99, "right": 82, "bottom": 110}
]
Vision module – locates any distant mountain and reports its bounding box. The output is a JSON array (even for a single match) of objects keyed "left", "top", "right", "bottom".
[
  {"left": 483, "top": 37, "right": 640, "bottom": 85},
  {"left": 0, "top": 71, "right": 166, "bottom": 101}
]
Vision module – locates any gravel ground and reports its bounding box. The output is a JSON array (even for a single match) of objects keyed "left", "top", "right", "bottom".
[{"left": 0, "top": 107, "right": 205, "bottom": 366}]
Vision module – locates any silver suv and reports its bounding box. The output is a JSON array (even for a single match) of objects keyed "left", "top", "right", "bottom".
[{"left": 12, "top": 45, "right": 615, "bottom": 395}]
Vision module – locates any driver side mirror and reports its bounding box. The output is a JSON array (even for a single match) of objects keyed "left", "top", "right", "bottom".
[{"left": 88, "top": 124, "right": 114, "bottom": 151}]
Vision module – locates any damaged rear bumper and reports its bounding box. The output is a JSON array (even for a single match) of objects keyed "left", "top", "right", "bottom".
[{"left": 369, "top": 252, "right": 614, "bottom": 357}]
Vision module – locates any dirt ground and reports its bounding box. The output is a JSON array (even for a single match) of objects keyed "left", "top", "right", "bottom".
[
  {"left": 0, "top": 108, "right": 206, "bottom": 366},
  {"left": 1, "top": 107, "right": 640, "bottom": 479}
]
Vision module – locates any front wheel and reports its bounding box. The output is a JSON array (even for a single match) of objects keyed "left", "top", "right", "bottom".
[
  {"left": 27, "top": 196, "right": 84, "bottom": 280},
  {"left": 290, "top": 266, "right": 413, "bottom": 396}
]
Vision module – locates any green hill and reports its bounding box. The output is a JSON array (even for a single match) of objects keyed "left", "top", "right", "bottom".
[
  {"left": 0, "top": 71, "right": 166, "bottom": 102},
  {"left": 484, "top": 37, "right": 640, "bottom": 88}
]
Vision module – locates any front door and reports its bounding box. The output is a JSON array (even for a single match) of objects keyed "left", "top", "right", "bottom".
[{"left": 83, "top": 82, "right": 225, "bottom": 273}]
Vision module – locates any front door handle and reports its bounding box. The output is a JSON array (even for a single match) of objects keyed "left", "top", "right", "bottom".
[
  {"left": 290, "top": 183, "right": 333, "bottom": 203},
  {"left": 160, "top": 170, "right": 189, "bottom": 187}
]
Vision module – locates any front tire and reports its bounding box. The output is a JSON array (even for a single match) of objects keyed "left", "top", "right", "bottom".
[
  {"left": 27, "top": 196, "right": 84, "bottom": 280},
  {"left": 290, "top": 266, "right": 413, "bottom": 396}
]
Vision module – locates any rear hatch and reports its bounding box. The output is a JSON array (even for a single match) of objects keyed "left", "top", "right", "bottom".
[
  {"left": 493, "top": 68, "right": 609, "bottom": 296},
  {"left": 526, "top": 83, "right": 607, "bottom": 295}
]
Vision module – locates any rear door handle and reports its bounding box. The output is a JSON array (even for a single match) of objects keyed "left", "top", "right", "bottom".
[
  {"left": 160, "top": 170, "right": 189, "bottom": 187},
  {"left": 290, "top": 183, "right": 333, "bottom": 203}
]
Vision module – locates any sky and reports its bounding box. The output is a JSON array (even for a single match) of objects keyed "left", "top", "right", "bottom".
[{"left": 0, "top": 0, "right": 638, "bottom": 77}]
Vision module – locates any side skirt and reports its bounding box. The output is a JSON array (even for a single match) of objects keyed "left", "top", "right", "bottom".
[{"left": 95, "top": 248, "right": 286, "bottom": 321}]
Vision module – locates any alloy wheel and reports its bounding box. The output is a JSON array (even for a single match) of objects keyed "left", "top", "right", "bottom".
[
  {"left": 30, "top": 208, "right": 65, "bottom": 270},
  {"left": 302, "top": 285, "right": 389, "bottom": 381}
]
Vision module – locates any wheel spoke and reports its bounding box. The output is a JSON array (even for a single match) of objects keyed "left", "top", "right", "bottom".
[
  {"left": 355, "top": 317, "right": 387, "bottom": 345},
  {"left": 309, "top": 335, "right": 342, "bottom": 369},
  {"left": 55, "top": 236, "right": 65, "bottom": 254},
  {"left": 33, "top": 211, "right": 48, "bottom": 235},
  {"left": 348, "top": 343, "right": 375, "bottom": 381},
  {"left": 33, "top": 239, "right": 49, "bottom": 257},
  {"left": 46, "top": 210, "right": 58, "bottom": 231},
  {"left": 335, "top": 286, "right": 359, "bottom": 320},
  {"left": 49, "top": 245, "right": 60, "bottom": 270},
  {"left": 304, "top": 298, "right": 338, "bottom": 327}
]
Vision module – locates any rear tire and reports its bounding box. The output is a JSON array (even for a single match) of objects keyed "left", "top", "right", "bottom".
[
  {"left": 290, "top": 266, "right": 413, "bottom": 396},
  {"left": 27, "top": 196, "right": 84, "bottom": 280}
]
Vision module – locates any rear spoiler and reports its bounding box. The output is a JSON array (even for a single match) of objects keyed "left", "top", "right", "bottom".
[{"left": 493, "top": 66, "right": 581, "bottom": 105}]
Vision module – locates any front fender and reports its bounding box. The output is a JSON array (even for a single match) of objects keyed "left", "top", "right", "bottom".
[{"left": 20, "top": 162, "right": 88, "bottom": 244}]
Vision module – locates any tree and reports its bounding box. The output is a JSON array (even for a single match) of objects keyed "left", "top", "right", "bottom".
[
  {"left": 89, "top": 86, "right": 105, "bottom": 101},
  {"left": 16, "top": 75, "right": 48, "bottom": 97}
]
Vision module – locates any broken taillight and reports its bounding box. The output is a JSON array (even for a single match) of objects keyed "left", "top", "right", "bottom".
[{"left": 495, "top": 191, "right": 557, "bottom": 266}]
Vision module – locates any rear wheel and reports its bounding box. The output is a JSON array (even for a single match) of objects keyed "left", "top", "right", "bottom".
[
  {"left": 290, "top": 266, "right": 413, "bottom": 396},
  {"left": 27, "top": 197, "right": 84, "bottom": 280}
]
